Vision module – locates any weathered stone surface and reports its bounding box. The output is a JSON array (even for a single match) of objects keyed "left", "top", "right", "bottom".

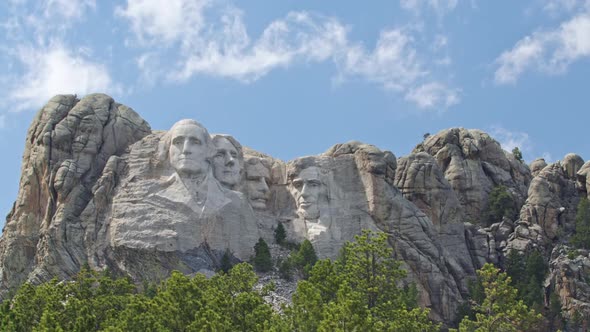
[
  {"left": 577, "top": 161, "right": 590, "bottom": 199},
  {"left": 562, "top": 153, "right": 585, "bottom": 180},
  {"left": 3, "top": 95, "right": 589, "bottom": 328},
  {"left": 546, "top": 246, "right": 590, "bottom": 322},
  {"left": 0, "top": 94, "right": 150, "bottom": 293},
  {"left": 395, "top": 151, "right": 477, "bottom": 277},
  {"left": 414, "top": 128, "right": 532, "bottom": 223},
  {"left": 518, "top": 161, "right": 579, "bottom": 241},
  {"left": 530, "top": 158, "right": 548, "bottom": 177}
]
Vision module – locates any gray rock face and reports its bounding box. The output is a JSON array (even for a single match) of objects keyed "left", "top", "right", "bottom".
[
  {"left": 395, "top": 152, "right": 477, "bottom": 278},
  {"left": 414, "top": 128, "right": 531, "bottom": 223},
  {"left": 577, "top": 161, "right": 590, "bottom": 199},
  {"left": 530, "top": 158, "right": 548, "bottom": 177},
  {"left": 518, "top": 161, "right": 580, "bottom": 241},
  {"left": 4, "top": 95, "right": 590, "bottom": 327},
  {"left": 547, "top": 246, "right": 590, "bottom": 321},
  {"left": 0, "top": 94, "right": 150, "bottom": 292},
  {"left": 562, "top": 153, "right": 585, "bottom": 180}
]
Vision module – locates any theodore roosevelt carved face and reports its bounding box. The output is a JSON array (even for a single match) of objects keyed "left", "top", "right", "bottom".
[{"left": 244, "top": 158, "right": 271, "bottom": 210}]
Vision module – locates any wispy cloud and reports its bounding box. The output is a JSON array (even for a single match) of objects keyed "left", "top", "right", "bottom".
[
  {"left": 404, "top": 82, "right": 460, "bottom": 109},
  {"left": 489, "top": 126, "right": 532, "bottom": 155},
  {"left": 1, "top": 1, "right": 121, "bottom": 112},
  {"left": 399, "top": 0, "right": 459, "bottom": 16},
  {"left": 494, "top": 9, "right": 590, "bottom": 84},
  {"left": 6, "top": 44, "right": 120, "bottom": 112},
  {"left": 118, "top": 0, "right": 459, "bottom": 110}
]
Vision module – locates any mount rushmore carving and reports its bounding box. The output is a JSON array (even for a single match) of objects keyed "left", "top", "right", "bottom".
[{"left": 1, "top": 94, "right": 589, "bottom": 324}]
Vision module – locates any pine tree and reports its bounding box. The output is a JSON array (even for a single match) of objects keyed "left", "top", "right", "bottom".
[
  {"left": 220, "top": 249, "right": 233, "bottom": 273},
  {"left": 253, "top": 238, "right": 272, "bottom": 272},
  {"left": 572, "top": 197, "right": 590, "bottom": 249},
  {"left": 454, "top": 263, "right": 542, "bottom": 332},
  {"left": 274, "top": 222, "right": 287, "bottom": 245},
  {"left": 285, "top": 230, "right": 439, "bottom": 331}
]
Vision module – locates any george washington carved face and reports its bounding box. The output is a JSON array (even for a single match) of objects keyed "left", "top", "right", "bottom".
[{"left": 167, "top": 120, "right": 211, "bottom": 177}]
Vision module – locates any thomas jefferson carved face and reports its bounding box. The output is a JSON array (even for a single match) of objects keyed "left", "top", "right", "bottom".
[
  {"left": 212, "top": 137, "right": 241, "bottom": 188},
  {"left": 290, "top": 166, "right": 323, "bottom": 220},
  {"left": 168, "top": 122, "right": 210, "bottom": 177},
  {"left": 245, "top": 159, "right": 271, "bottom": 210}
]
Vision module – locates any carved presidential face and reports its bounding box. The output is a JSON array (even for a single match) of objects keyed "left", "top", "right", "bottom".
[
  {"left": 168, "top": 122, "right": 210, "bottom": 176},
  {"left": 212, "top": 137, "right": 241, "bottom": 188},
  {"left": 290, "top": 166, "right": 323, "bottom": 220},
  {"left": 245, "top": 160, "right": 271, "bottom": 210}
]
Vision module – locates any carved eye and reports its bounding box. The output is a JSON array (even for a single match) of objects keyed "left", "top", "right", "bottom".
[
  {"left": 308, "top": 180, "right": 321, "bottom": 187},
  {"left": 231, "top": 151, "right": 238, "bottom": 158},
  {"left": 172, "top": 137, "right": 183, "bottom": 145},
  {"left": 292, "top": 180, "right": 303, "bottom": 189},
  {"left": 189, "top": 137, "right": 200, "bottom": 145}
]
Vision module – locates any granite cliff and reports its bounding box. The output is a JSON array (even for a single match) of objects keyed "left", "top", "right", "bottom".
[{"left": 1, "top": 94, "right": 588, "bottom": 326}]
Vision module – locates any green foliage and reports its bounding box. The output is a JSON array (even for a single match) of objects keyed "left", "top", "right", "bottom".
[
  {"left": 505, "top": 250, "right": 548, "bottom": 309},
  {"left": 0, "top": 231, "right": 442, "bottom": 331},
  {"left": 453, "top": 263, "right": 542, "bottom": 332},
  {"left": 572, "top": 197, "right": 590, "bottom": 249},
  {"left": 512, "top": 147, "right": 523, "bottom": 162},
  {"left": 0, "top": 267, "right": 136, "bottom": 332},
  {"left": 278, "top": 239, "right": 319, "bottom": 280},
  {"left": 274, "top": 223, "right": 287, "bottom": 245},
  {"left": 284, "top": 230, "right": 440, "bottom": 331},
  {"left": 253, "top": 238, "right": 272, "bottom": 272},
  {"left": 548, "top": 292, "right": 564, "bottom": 331},
  {"left": 0, "top": 263, "right": 278, "bottom": 331},
  {"left": 219, "top": 249, "right": 233, "bottom": 273},
  {"left": 485, "top": 185, "right": 517, "bottom": 225}
]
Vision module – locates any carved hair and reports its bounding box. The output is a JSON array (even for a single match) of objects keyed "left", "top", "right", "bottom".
[{"left": 211, "top": 134, "right": 244, "bottom": 162}]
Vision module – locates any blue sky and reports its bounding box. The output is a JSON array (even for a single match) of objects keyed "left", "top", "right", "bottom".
[{"left": 1, "top": 0, "right": 589, "bottom": 226}]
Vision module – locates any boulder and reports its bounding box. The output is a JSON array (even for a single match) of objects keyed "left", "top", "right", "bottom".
[
  {"left": 414, "top": 128, "right": 532, "bottom": 223},
  {"left": 530, "top": 158, "right": 548, "bottom": 177}
]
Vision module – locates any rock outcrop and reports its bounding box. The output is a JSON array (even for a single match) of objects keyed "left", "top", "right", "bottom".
[
  {"left": 546, "top": 246, "right": 590, "bottom": 322},
  {"left": 2, "top": 95, "right": 590, "bottom": 328},
  {"left": 414, "top": 128, "right": 532, "bottom": 224},
  {"left": 0, "top": 94, "right": 150, "bottom": 292},
  {"left": 518, "top": 156, "right": 583, "bottom": 243}
]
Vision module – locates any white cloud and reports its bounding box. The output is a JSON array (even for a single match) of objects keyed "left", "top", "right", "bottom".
[
  {"left": 404, "top": 82, "right": 460, "bottom": 109},
  {"left": 489, "top": 126, "right": 532, "bottom": 154},
  {"left": 494, "top": 11, "right": 590, "bottom": 84},
  {"left": 543, "top": 0, "right": 589, "bottom": 16},
  {"left": 400, "top": 0, "right": 459, "bottom": 16},
  {"left": 42, "top": 0, "right": 96, "bottom": 21},
  {"left": 171, "top": 11, "right": 348, "bottom": 82},
  {"left": 118, "top": 0, "right": 459, "bottom": 110},
  {"left": 6, "top": 44, "right": 120, "bottom": 112},
  {"left": 338, "top": 29, "right": 426, "bottom": 92},
  {"left": 116, "top": 0, "right": 210, "bottom": 46}
]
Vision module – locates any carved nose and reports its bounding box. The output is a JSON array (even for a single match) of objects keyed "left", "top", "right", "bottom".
[
  {"left": 182, "top": 141, "right": 192, "bottom": 154},
  {"left": 259, "top": 178, "right": 269, "bottom": 192},
  {"left": 226, "top": 153, "right": 235, "bottom": 165}
]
